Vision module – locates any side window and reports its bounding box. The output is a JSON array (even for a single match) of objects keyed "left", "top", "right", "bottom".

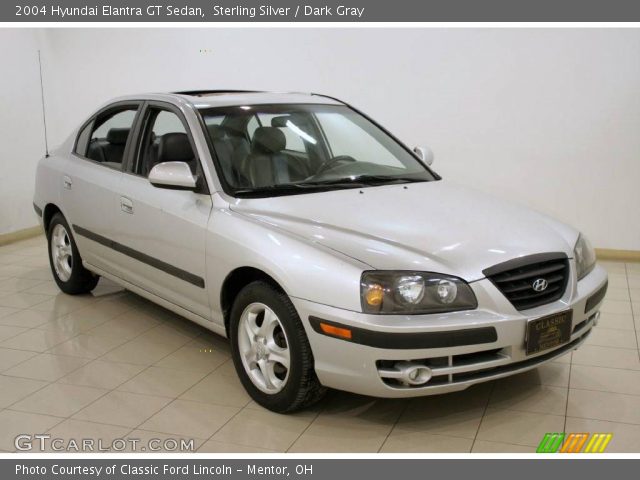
[
  {"left": 74, "top": 121, "right": 92, "bottom": 157},
  {"left": 135, "top": 108, "right": 196, "bottom": 177},
  {"left": 86, "top": 108, "right": 137, "bottom": 168}
]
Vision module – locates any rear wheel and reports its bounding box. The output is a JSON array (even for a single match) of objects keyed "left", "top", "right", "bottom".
[
  {"left": 229, "top": 281, "right": 325, "bottom": 413},
  {"left": 47, "top": 213, "right": 99, "bottom": 295}
]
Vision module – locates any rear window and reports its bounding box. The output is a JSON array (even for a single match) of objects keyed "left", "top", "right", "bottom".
[{"left": 84, "top": 107, "right": 138, "bottom": 168}]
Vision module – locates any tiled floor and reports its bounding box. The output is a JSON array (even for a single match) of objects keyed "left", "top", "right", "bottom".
[{"left": 1, "top": 235, "right": 639, "bottom": 453}]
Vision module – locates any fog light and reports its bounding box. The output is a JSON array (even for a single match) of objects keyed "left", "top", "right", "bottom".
[{"left": 436, "top": 279, "right": 458, "bottom": 304}]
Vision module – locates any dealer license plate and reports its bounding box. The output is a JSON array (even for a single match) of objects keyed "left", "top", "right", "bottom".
[{"left": 526, "top": 310, "right": 572, "bottom": 355}]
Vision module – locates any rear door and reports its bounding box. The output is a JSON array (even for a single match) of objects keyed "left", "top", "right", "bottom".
[
  {"left": 114, "top": 101, "right": 212, "bottom": 318},
  {"left": 63, "top": 102, "right": 141, "bottom": 273}
]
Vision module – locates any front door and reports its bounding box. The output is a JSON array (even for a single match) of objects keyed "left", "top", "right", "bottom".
[{"left": 114, "top": 103, "right": 212, "bottom": 319}]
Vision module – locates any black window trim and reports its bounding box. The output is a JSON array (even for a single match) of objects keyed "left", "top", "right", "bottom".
[
  {"left": 73, "top": 120, "right": 94, "bottom": 158},
  {"left": 123, "top": 100, "right": 210, "bottom": 195},
  {"left": 193, "top": 107, "right": 236, "bottom": 197},
  {"left": 71, "top": 100, "right": 144, "bottom": 173}
]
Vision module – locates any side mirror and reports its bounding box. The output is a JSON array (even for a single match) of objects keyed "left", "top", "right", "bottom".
[
  {"left": 414, "top": 146, "right": 434, "bottom": 166},
  {"left": 148, "top": 161, "right": 197, "bottom": 191}
]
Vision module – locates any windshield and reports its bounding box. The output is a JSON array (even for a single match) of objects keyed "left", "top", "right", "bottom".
[{"left": 199, "top": 104, "right": 436, "bottom": 197}]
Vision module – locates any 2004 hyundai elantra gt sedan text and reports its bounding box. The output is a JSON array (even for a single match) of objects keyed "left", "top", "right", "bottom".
[{"left": 33, "top": 91, "right": 608, "bottom": 412}]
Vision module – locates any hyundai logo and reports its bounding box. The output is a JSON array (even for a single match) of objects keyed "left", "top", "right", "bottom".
[{"left": 532, "top": 278, "right": 549, "bottom": 292}]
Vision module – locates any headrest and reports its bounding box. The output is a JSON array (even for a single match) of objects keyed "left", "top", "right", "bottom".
[
  {"left": 224, "top": 124, "right": 247, "bottom": 139},
  {"left": 106, "top": 128, "right": 130, "bottom": 145},
  {"left": 207, "top": 125, "right": 227, "bottom": 140},
  {"left": 270, "top": 116, "right": 291, "bottom": 128},
  {"left": 158, "top": 133, "right": 194, "bottom": 163},
  {"left": 252, "top": 127, "right": 286, "bottom": 153}
]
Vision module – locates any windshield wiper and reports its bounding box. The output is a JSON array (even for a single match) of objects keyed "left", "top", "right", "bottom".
[
  {"left": 232, "top": 182, "right": 360, "bottom": 198},
  {"left": 350, "top": 175, "right": 426, "bottom": 185},
  {"left": 299, "top": 175, "right": 426, "bottom": 187},
  {"left": 233, "top": 175, "right": 427, "bottom": 197},
  {"left": 233, "top": 184, "right": 306, "bottom": 197}
]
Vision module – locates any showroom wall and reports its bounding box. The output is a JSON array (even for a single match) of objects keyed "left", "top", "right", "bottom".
[
  {"left": 6, "top": 28, "right": 640, "bottom": 250},
  {"left": 0, "top": 30, "right": 47, "bottom": 236}
]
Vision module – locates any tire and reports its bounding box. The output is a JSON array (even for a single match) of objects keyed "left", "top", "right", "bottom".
[
  {"left": 47, "top": 213, "right": 99, "bottom": 295},
  {"left": 229, "top": 281, "right": 326, "bottom": 413}
]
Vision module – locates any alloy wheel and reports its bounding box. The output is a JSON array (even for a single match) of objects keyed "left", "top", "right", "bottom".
[
  {"left": 237, "top": 302, "right": 291, "bottom": 394},
  {"left": 50, "top": 223, "right": 73, "bottom": 282}
]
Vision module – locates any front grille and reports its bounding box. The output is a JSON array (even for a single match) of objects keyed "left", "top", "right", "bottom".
[{"left": 483, "top": 253, "right": 570, "bottom": 311}]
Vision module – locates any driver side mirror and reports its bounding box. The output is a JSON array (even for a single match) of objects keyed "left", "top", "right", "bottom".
[
  {"left": 148, "top": 161, "right": 197, "bottom": 191},
  {"left": 414, "top": 146, "right": 434, "bottom": 166}
]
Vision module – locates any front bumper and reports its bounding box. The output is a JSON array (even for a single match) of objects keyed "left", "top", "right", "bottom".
[{"left": 292, "top": 262, "right": 608, "bottom": 398}]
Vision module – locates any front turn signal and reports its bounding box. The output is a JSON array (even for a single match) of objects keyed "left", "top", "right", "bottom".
[
  {"left": 364, "top": 283, "right": 384, "bottom": 307},
  {"left": 319, "top": 322, "right": 352, "bottom": 340}
]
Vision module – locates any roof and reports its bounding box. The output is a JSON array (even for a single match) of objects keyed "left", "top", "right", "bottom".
[
  {"left": 110, "top": 91, "right": 344, "bottom": 109},
  {"left": 178, "top": 90, "right": 344, "bottom": 108}
]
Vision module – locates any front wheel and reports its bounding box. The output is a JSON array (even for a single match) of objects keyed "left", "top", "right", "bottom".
[
  {"left": 47, "top": 213, "right": 99, "bottom": 295},
  {"left": 229, "top": 281, "right": 325, "bottom": 413}
]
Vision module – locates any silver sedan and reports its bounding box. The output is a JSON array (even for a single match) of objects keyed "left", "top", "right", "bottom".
[{"left": 34, "top": 91, "right": 608, "bottom": 412}]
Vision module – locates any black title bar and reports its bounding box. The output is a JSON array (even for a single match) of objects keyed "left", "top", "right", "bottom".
[
  {"left": 4, "top": 459, "right": 640, "bottom": 479},
  {"left": 5, "top": 0, "right": 640, "bottom": 22}
]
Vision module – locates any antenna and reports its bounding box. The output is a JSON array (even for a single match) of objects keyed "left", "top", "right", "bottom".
[{"left": 37, "top": 50, "right": 49, "bottom": 158}]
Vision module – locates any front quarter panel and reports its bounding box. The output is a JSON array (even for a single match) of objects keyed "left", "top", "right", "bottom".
[{"left": 206, "top": 195, "right": 369, "bottom": 323}]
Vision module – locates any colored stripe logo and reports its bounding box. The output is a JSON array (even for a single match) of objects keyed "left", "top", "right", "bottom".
[
  {"left": 584, "top": 433, "right": 613, "bottom": 453},
  {"left": 537, "top": 433, "right": 565, "bottom": 453},
  {"left": 537, "top": 433, "right": 612, "bottom": 453}
]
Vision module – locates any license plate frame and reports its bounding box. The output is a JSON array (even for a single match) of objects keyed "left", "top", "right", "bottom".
[{"left": 526, "top": 310, "right": 573, "bottom": 355}]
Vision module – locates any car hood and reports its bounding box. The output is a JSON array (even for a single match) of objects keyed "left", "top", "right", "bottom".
[{"left": 228, "top": 181, "right": 578, "bottom": 281}]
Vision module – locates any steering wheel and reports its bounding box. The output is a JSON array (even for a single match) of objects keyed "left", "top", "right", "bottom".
[{"left": 314, "top": 155, "right": 357, "bottom": 176}]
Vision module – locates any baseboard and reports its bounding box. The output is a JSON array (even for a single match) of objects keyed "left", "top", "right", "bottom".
[
  {"left": 0, "top": 226, "right": 43, "bottom": 246},
  {"left": 595, "top": 248, "right": 640, "bottom": 263}
]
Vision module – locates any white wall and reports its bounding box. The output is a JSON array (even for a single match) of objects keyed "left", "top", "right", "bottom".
[
  {"left": 8, "top": 28, "right": 640, "bottom": 250},
  {"left": 0, "top": 29, "right": 47, "bottom": 235}
]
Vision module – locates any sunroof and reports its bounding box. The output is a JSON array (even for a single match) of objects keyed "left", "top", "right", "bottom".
[{"left": 173, "top": 90, "right": 264, "bottom": 97}]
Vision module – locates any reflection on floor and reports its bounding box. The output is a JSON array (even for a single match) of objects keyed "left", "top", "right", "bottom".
[{"left": 1, "top": 235, "right": 640, "bottom": 453}]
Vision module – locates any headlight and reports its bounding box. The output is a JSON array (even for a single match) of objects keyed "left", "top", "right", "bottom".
[
  {"left": 574, "top": 233, "right": 596, "bottom": 280},
  {"left": 361, "top": 271, "right": 477, "bottom": 314}
]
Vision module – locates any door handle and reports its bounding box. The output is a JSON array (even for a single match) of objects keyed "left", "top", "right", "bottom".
[
  {"left": 63, "top": 176, "right": 73, "bottom": 190},
  {"left": 120, "top": 196, "right": 134, "bottom": 214}
]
